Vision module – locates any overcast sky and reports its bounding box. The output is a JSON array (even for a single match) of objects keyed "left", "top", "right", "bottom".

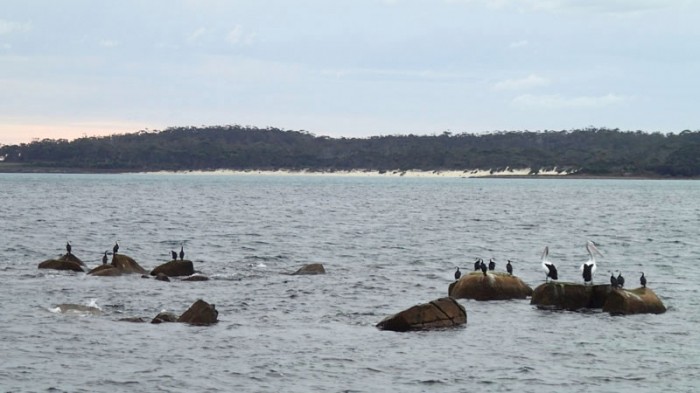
[{"left": 1, "top": 0, "right": 699, "bottom": 144}]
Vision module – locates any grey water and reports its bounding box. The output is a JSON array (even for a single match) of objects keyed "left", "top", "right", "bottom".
[{"left": 1, "top": 173, "right": 699, "bottom": 393}]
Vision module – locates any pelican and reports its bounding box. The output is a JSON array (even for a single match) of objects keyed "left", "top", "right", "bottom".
[
  {"left": 454, "top": 267, "right": 461, "bottom": 280},
  {"left": 580, "top": 240, "right": 602, "bottom": 284},
  {"left": 473, "top": 258, "right": 482, "bottom": 271},
  {"left": 102, "top": 251, "right": 108, "bottom": 265},
  {"left": 541, "top": 246, "right": 558, "bottom": 282},
  {"left": 617, "top": 271, "right": 625, "bottom": 288},
  {"left": 113, "top": 241, "right": 119, "bottom": 255},
  {"left": 179, "top": 245, "right": 185, "bottom": 261},
  {"left": 610, "top": 271, "right": 618, "bottom": 288},
  {"left": 506, "top": 260, "right": 513, "bottom": 275},
  {"left": 488, "top": 258, "right": 496, "bottom": 271},
  {"left": 640, "top": 272, "right": 647, "bottom": 288},
  {"left": 66, "top": 241, "right": 72, "bottom": 255},
  {"left": 171, "top": 250, "right": 177, "bottom": 260}
]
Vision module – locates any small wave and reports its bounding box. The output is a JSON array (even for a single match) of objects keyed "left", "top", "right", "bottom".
[{"left": 50, "top": 303, "right": 102, "bottom": 316}]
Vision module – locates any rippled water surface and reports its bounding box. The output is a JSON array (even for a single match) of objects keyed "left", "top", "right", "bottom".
[{"left": 1, "top": 174, "right": 699, "bottom": 392}]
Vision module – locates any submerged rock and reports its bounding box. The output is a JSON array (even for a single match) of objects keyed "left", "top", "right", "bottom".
[
  {"left": 119, "top": 317, "right": 147, "bottom": 323},
  {"left": 181, "top": 274, "right": 209, "bottom": 282},
  {"left": 154, "top": 273, "right": 170, "bottom": 282},
  {"left": 376, "top": 297, "right": 466, "bottom": 332},
  {"left": 177, "top": 299, "right": 218, "bottom": 325},
  {"left": 150, "top": 260, "right": 194, "bottom": 277},
  {"left": 603, "top": 287, "right": 667, "bottom": 315},
  {"left": 449, "top": 271, "right": 533, "bottom": 301},
  {"left": 54, "top": 303, "right": 101, "bottom": 315},
  {"left": 292, "top": 263, "right": 326, "bottom": 275}
]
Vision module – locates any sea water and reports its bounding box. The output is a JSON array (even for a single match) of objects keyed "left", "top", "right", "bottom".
[{"left": 0, "top": 173, "right": 699, "bottom": 392}]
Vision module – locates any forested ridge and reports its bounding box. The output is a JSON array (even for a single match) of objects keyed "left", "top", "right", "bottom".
[{"left": 1, "top": 126, "right": 699, "bottom": 177}]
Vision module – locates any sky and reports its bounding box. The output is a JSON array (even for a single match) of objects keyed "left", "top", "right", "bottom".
[{"left": 1, "top": 0, "right": 699, "bottom": 145}]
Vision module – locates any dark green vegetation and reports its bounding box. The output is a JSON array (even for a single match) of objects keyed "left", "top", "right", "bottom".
[{"left": 1, "top": 126, "right": 699, "bottom": 177}]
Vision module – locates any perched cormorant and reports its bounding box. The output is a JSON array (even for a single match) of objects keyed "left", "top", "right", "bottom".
[
  {"left": 179, "top": 245, "right": 185, "bottom": 261},
  {"left": 113, "top": 241, "right": 119, "bottom": 255},
  {"left": 454, "top": 267, "right": 461, "bottom": 280},
  {"left": 488, "top": 258, "right": 496, "bottom": 271},
  {"left": 617, "top": 272, "right": 625, "bottom": 288},
  {"left": 171, "top": 250, "right": 178, "bottom": 261},
  {"left": 473, "top": 258, "right": 482, "bottom": 271},
  {"left": 102, "top": 251, "right": 108, "bottom": 265},
  {"left": 580, "top": 240, "right": 602, "bottom": 284},
  {"left": 506, "top": 260, "right": 513, "bottom": 275},
  {"left": 610, "top": 271, "right": 618, "bottom": 288},
  {"left": 640, "top": 272, "right": 647, "bottom": 288},
  {"left": 541, "top": 246, "right": 558, "bottom": 282},
  {"left": 66, "top": 241, "right": 72, "bottom": 255},
  {"left": 480, "top": 260, "right": 488, "bottom": 276}
]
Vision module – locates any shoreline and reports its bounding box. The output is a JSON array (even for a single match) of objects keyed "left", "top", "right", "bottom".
[{"left": 0, "top": 164, "right": 692, "bottom": 179}]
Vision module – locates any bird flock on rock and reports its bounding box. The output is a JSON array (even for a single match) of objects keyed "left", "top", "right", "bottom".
[
  {"left": 60, "top": 241, "right": 188, "bottom": 265},
  {"left": 453, "top": 240, "right": 648, "bottom": 289}
]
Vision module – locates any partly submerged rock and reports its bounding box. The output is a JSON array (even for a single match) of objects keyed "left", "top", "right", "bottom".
[
  {"left": 154, "top": 273, "right": 170, "bottom": 282},
  {"left": 38, "top": 258, "right": 84, "bottom": 272},
  {"left": 111, "top": 254, "right": 147, "bottom": 274},
  {"left": 531, "top": 282, "right": 610, "bottom": 311},
  {"left": 150, "top": 260, "right": 195, "bottom": 277},
  {"left": 87, "top": 264, "right": 122, "bottom": 277},
  {"left": 151, "top": 312, "right": 179, "bottom": 324},
  {"left": 60, "top": 253, "right": 86, "bottom": 267},
  {"left": 603, "top": 287, "right": 666, "bottom": 315},
  {"left": 376, "top": 297, "right": 466, "bottom": 332},
  {"left": 449, "top": 271, "right": 533, "bottom": 301},
  {"left": 177, "top": 299, "right": 219, "bottom": 325},
  {"left": 292, "top": 263, "right": 326, "bottom": 275}
]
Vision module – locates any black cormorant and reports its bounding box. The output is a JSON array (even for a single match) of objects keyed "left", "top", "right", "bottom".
[
  {"left": 473, "top": 258, "right": 481, "bottom": 271},
  {"left": 171, "top": 250, "right": 178, "bottom": 260},
  {"left": 454, "top": 267, "right": 461, "bottom": 280},
  {"left": 113, "top": 241, "right": 119, "bottom": 255},
  {"left": 617, "top": 272, "right": 625, "bottom": 288},
  {"left": 610, "top": 271, "right": 618, "bottom": 288},
  {"left": 488, "top": 258, "right": 496, "bottom": 271},
  {"left": 506, "top": 260, "right": 513, "bottom": 275},
  {"left": 66, "top": 241, "right": 72, "bottom": 255},
  {"left": 640, "top": 272, "right": 647, "bottom": 288},
  {"left": 480, "top": 260, "right": 487, "bottom": 276},
  {"left": 102, "top": 251, "right": 108, "bottom": 265},
  {"left": 179, "top": 245, "right": 184, "bottom": 261}
]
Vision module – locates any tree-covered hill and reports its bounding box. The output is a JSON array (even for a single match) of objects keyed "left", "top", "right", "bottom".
[{"left": 1, "top": 126, "right": 699, "bottom": 177}]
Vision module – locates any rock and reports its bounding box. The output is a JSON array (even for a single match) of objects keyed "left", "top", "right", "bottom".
[
  {"left": 602, "top": 287, "right": 667, "bottom": 315},
  {"left": 531, "top": 282, "right": 611, "bottom": 311},
  {"left": 60, "top": 253, "right": 86, "bottom": 266},
  {"left": 87, "top": 264, "right": 122, "bottom": 277},
  {"left": 177, "top": 299, "right": 219, "bottom": 325},
  {"left": 182, "top": 274, "right": 209, "bottom": 282},
  {"left": 448, "top": 271, "right": 533, "bottom": 301},
  {"left": 155, "top": 273, "right": 170, "bottom": 282},
  {"left": 376, "top": 297, "right": 466, "bottom": 332},
  {"left": 111, "top": 254, "right": 147, "bottom": 274},
  {"left": 150, "top": 260, "right": 195, "bottom": 277},
  {"left": 38, "top": 258, "right": 84, "bottom": 272},
  {"left": 151, "top": 312, "right": 179, "bottom": 324},
  {"left": 292, "top": 263, "right": 326, "bottom": 275}
]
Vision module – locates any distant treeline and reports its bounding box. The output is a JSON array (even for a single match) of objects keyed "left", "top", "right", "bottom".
[{"left": 1, "top": 126, "right": 699, "bottom": 177}]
